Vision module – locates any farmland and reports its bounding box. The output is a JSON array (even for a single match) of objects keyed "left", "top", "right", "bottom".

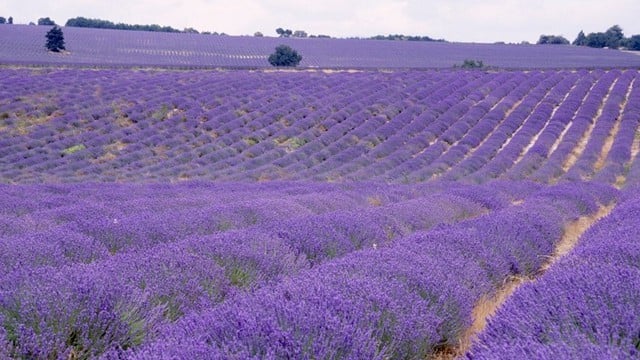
[
  {"left": 0, "top": 25, "right": 640, "bottom": 359},
  {"left": 2, "top": 24, "right": 640, "bottom": 68}
]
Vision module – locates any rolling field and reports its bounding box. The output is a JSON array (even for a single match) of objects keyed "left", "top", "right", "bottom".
[
  {"left": 1, "top": 28, "right": 640, "bottom": 359},
  {"left": 2, "top": 24, "right": 640, "bottom": 68},
  {"left": 1, "top": 68, "right": 640, "bottom": 185}
]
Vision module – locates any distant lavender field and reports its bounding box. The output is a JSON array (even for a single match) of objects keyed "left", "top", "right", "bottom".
[
  {"left": 1, "top": 25, "right": 640, "bottom": 68},
  {"left": 1, "top": 35, "right": 640, "bottom": 358}
]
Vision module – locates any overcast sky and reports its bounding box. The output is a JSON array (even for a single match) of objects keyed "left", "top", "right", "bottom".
[{"left": 2, "top": 0, "right": 639, "bottom": 43}]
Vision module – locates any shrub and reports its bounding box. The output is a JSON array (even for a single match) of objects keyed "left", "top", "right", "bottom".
[
  {"left": 537, "top": 34, "right": 570, "bottom": 45},
  {"left": 456, "top": 59, "right": 485, "bottom": 69},
  {"left": 268, "top": 45, "right": 302, "bottom": 67}
]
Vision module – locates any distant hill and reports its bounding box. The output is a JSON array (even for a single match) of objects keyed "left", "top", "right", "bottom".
[{"left": 1, "top": 25, "right": 639, "bottom": 68}]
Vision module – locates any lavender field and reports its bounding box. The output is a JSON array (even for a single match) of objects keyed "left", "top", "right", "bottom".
[
  {"left": 2, "top": 24, "right": 640, "bottom": 68},
  {"left": 1, "top": 35, "right": 640, "bottom": 359},
  {"left": 1, "top": 68, "right": 640, "bottom": 185}
]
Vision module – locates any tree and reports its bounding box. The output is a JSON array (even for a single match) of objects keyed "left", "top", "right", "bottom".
[
  {"left": 7, "top": 17, "right": 12, "bottom": 24},
  {"left": 576, "top": 25, "right": 626, "bottom": 49},
  {"left": 268, "top": 44, "right": 302, "bottom": 67},
  {"left": 276, "top": 28, "right": 292, "bottom": 37},
  {"left": 293, "top": 30, "right": 308, "bottom": 38},
  {"left": 537, "top": 35, "right": 569, "bottom": 45},
  {"left": 254, "top": 31, "right": 263, "bottom": 37},
  {"left": 604, "top": 25, "right": 624, "bottom": 49},
  {"left": 0, "top": 17, "right": 6, "bottom": 24},
  {"left": 65, "top": 16, "right": 185, "bottom": 33},
  {"left": 38, "top": 17, "right": 56, "bottom": 26},
  {"left": 585, "top": 32, "right": 607, "bottom": 48},
  {"left": 45, "top": 25, "right": 66, "bottom": 52},
  {"left": 573, "top": 30, "right": 587, "bottom": 46},
  {"left": 625, "top": 35, "right": 640, "bottom": 51}
]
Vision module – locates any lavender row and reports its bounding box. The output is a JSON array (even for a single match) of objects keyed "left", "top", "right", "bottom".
[
  {"left": 0, "top": 181, "right": 388, "bottom": 268},
  {"left": 609, "top": 81, "right": 640, "bottom": 184},
  {"left": 2, "top": 25, "right": 640, "bottom": 68},
  {"left": 468, "top": 188, "right": 639, "bottom": 359},
  {"left": 301, "top": 72, "right": 512, "bottom": 180},
  {"left": 592, "top": 79, "right": 640, "bottom": 184},
  {"left": 502, "top": 71, "right": 588, "bottom": 179},
  {"left": 563, "top": 70, "right": 636, "bottom": 181},
  {"left": 0, "top": 69, "right": 467, "bottom": 183},
  {"left": 382, "top": 72, "right": 524, "bottom": 180},
  {"left": 0, "top": 181, "right": 528, "bottom": 358},
  {"left": 129, "top": 182, "right": 617, "bottom": 359},
  {"left": 2, "top": 69, "right": 640, "bottom": 185},
  {"left": 456, "top": 71, "right": 569, "bottom": 181},
  {"left": 428, "top": 71, "right": 548, "bottom": 181},
  {"left": 0, "top": 179, "right": 516, "bottom": 274},
  {"left": 527, "top": 70, "right": 610, "bottom": 182},
  {"left": 444, "top": 71, "right": 578, "bottom": 181}
]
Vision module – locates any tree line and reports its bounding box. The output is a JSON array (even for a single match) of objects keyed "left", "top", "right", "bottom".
[
  {"left": 538, "top": 25, "right": 640, "bottom": 50},
  {"left": 274, "top": 27, "right": 445, "bottom": 42},
  {"left": 65, "top": 17, "right": 194, "bottom": 34}
]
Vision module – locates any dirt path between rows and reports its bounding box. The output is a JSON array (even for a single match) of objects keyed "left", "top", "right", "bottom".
[{"left": 433, "top": 203, "right": 614, "bottom": 359}]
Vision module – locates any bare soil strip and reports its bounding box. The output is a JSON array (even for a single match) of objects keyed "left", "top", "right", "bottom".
[
  {"left": 561, "top": 122, "right": 594, "bottom": 172},
  {"left": 434, "top": 204, "right": 614, "bottom": 359},
  {"left": 593, "top": 120, "right": 621, "bottom": 172},
  {"left": 538, "top": 204, "right": 613, "bottom": 272},
  {"left": 547, "top": 121, "right": 573, "bottom": 156},
  {"left": 502, "top": 97, "right": 525, "bottom": 119}
]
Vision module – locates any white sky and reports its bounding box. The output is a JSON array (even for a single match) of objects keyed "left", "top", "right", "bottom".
[{"left": 2, "top": 0, "right": 639, "bottom": 43}]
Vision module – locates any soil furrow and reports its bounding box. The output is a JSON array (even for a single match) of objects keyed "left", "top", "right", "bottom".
[{"left": 433, "top": 203, "right": 615, "bottom": 359}]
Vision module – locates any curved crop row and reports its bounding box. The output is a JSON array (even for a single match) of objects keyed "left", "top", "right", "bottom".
[
  {"left": 2, "top": 68, "right": 640, "bottom": 187},
  {"left": 129, "top": 182, "right": 616, "bottom": 359},
  {"left": 0, "top": 181, "right": 529, "bottom": 358},
  {"left": 468, "top": 187, "right": 639, "bottom": 359}
]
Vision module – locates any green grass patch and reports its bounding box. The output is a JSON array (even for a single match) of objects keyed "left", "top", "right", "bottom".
[{"left": 62, "top": 144, "right": 86, "bottom": 156}]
